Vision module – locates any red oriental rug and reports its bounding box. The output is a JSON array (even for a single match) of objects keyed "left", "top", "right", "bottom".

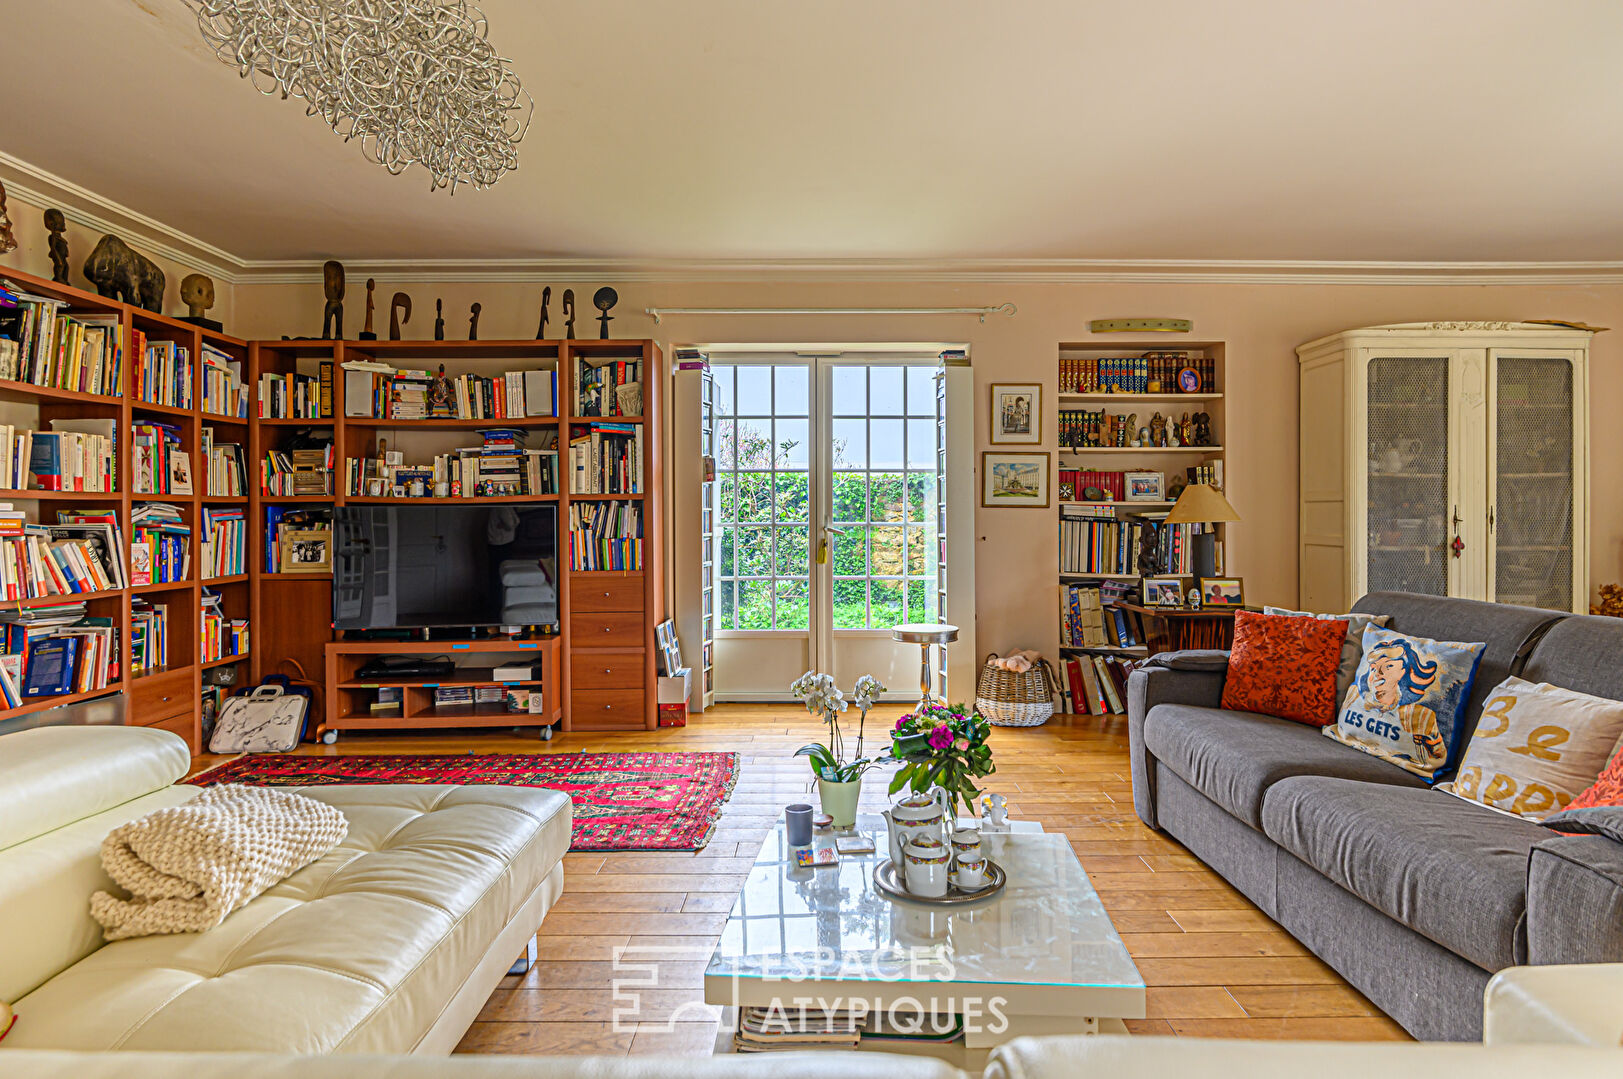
[{"left": 188, "top": 751, "right": 739, "bottom": 852}]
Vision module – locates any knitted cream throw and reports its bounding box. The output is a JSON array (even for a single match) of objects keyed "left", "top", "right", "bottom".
[{"left": 90, "top": 783, "right": 348, "bottom": 940}]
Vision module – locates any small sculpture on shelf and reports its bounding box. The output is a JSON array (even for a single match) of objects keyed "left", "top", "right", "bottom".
[
  {"left": 389, "top": 291, "right": 411, "bottom": 340},
  {"left": 1179, "top": 412, "right": 1194, "bottom": 446},
  {"left": 535, "top": 285, "right": 550, "bottom": 339},
  {"left": 83, "top": 233, "right": 164, "bottom": 312},
  {"left": 562, "top": 288, "right": 575, "bottom": 338},
  {"left": 433, "top": 298, "right": 445, "bottom": 340},
  {"left": 1123, "top": 413, "right": 1137, "bottom": 447},
  {"left": 1136, "top": 521, "right": 1159, "bottom": 577},
  {"left": 427, "top": 364, "right": 454, "bottom": 417},
  {"left": 0, "top": 181, "right": 17, "bottom": 255},
  {"left": 178, "top": 273, "right": 221, "bottom": 331},
  {"left": 359, "top": 278, "right": 378, "bottom": 339},
  {"left": 321, "top": 260, "right": 345, "bottom": 339},
  {"left": 1149, "top": 411, "right": 1166, "bottom": 447},
  {"left": 468, "top": 302, "right": 482, "bottom": 340},
  {"left": 593, "top": 286, "right": 618, "bottom": 339},
  {"left": 1191, "top": 412, "right": 1211, "bottom": 446},
  {"left": 44, "top": 209, "right": 69, "bottom": 283},
  {"left": 1167, "top": 474, "right": 1188, "bottom": 502}
]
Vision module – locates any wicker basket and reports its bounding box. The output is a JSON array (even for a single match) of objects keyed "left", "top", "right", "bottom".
[{"left": 975, "top": 653, "right": 1059, "bottom": 727}]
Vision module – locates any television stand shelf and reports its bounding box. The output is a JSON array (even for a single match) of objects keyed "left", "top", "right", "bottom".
[{"left": 324, "top": 637, "right": 562, "bottom": 740}]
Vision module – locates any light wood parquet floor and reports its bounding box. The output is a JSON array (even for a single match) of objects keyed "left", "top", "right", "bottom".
[{"left": 191, "top": 705, "right": 1408, "bottom": 1055}]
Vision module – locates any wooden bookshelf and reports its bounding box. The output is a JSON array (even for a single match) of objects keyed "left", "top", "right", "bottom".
[{"left": 1055, "top": 340, "right": 1229, "bottom": 715}]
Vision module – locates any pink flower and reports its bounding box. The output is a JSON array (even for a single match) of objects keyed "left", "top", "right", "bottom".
[
  {"left": 894, "top": 714, "right": 914, "bottom": 731},
  {"left": 928, "top": 726, "right": 954, "bottom": 750},
  {"left": 954, "top": 737, "right": 969, "bottom": 752}
]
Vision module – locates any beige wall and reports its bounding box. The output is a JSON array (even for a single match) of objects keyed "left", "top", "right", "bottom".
[
  {"left": 1, "top": 189, "right": 235, "bottom": 329},
  {"left": 231, "top": 276, "right": 1623, "bottom": 667}
]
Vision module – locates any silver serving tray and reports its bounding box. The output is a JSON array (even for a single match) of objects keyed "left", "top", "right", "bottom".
[{"left": 873, "top": 856, "right": 1006, "bottom": 905}]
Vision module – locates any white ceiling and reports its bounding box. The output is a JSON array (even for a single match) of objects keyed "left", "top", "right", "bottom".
[{"left": 3, "top": 0, "right": 1622, "bottom": 265}]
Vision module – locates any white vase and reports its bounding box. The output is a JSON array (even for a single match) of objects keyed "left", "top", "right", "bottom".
[{"left": 817, "top": 777, "right": 861, "bottom": 828}]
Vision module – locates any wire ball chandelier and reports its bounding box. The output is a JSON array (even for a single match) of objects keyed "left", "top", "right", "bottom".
[{"left": 183, "top": 0, "right": 532, "bottom": 192}]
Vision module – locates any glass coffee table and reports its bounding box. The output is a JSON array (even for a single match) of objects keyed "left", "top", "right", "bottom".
[{"left": 703, "top": 814, "right": 1145, "bottom": 1059}]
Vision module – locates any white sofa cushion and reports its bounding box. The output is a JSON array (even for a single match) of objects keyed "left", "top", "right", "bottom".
[
  {"left": 0, "top": 727, "right": 189, "bottom": 849},
  {"left": 6, "top": 783, "right": 570, "bottom": 1054}
]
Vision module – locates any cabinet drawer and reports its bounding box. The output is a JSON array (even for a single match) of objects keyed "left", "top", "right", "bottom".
[
  {"left": 571, "top": 611, "right": 645, "bottom": 647},
  {"left": 572, "top": 575, "right": 645, "bottom": 613},
  {"left": 571, "top": 688, "right": 647, "bottom": 729},
  {"left": 138, "top": 712, "right": 196, "bottom": 744},
  {"left": 571, "top": 650, "right": 646, "bottom": 690},
  {"left": 131, "top": 669, "right": 194, "bottom": 724}
]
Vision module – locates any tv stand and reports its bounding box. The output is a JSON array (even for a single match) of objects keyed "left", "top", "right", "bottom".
[{"left": 324, "top": 637, "right": 561, "bottom": 741}]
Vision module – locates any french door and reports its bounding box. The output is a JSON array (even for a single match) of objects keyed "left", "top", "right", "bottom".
[{"left": 709, "top": 355, "right": 946, "bottom": 700}]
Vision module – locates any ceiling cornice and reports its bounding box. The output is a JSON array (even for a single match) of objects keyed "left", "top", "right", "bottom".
[{"left": 6, "top": 152, "right": 1623, "bottom": 288}]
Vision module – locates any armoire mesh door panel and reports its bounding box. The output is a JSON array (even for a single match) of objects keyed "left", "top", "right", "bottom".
[
  {"left": 1494, "top": 357, "right": 1574, "bottom": 609},
  {"left": 1367, "top": 356, "right": 1449, "bottom": 597}
]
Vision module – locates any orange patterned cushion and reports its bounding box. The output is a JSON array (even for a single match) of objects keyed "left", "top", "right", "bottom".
[
  {"left": 1567, "top": 742, "right": 1623, "bottom": 809},
  {"left": 1220, "top": 610, "right": 1349, "bottom": 726}
]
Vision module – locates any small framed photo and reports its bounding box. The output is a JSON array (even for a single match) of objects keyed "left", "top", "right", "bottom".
[
  {"left": 990, "top": 383, "right": 1041, "bottom": 444},
  {"left": 981, "top": 452, "right": 1050, "bottom": 508},
  {"left": 1125, "top": 470, "right": 1164, "bottom": 502},
  {"left": 1143, "top": 577, "right": 1185, "bottom": 607},
  {"left": 1198, "top": 577, "right": 1245, "bottom": 607},
  {"left": 1177, "top": 367, "right": 1201, "bottom": 393},
  {"left": 280, "top": 529, "right": 332, "bottom": 573}
]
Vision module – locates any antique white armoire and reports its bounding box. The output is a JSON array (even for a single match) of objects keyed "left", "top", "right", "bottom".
[{"left": 1298, "top": 322, "right": 1592, "bottom": 613}]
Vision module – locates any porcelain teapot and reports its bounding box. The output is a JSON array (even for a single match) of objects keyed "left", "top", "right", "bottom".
[{"left": 883, "top": 788, "right": 950, "bottom": 858}]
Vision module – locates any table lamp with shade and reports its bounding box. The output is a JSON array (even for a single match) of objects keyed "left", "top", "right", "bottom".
[{"left": 1163, "top": 484, "right": 1240, "bottom": 579}]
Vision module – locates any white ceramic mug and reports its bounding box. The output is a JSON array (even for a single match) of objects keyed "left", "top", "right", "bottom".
[
  {"left": 950, "top": 855, "right": 988, "bottom": 891},
  {"left": 902, "top": 836, "right": 950, "bottom": 898}
]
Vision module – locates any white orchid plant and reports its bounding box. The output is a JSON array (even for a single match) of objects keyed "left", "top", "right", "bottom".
[{"left": 792, "top": 671, "right": 887, "bottom": 783}]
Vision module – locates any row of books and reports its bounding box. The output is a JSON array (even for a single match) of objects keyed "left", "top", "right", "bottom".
[
  {"left": 0, "top": 505, "right": 127, "bottom": 598},
  {"left": 569, "top": 500, "right": 642, "bottom": 571},
  {"left": 1, "top": 420, "right": 117, "bottom": 493},
  {"left": 568, "top": 422, "right": 642, "bottom": 494},
  {"left": 133, "top": 422, "right": 191, "bottom": 495},
  {"left": 131, "top": 503, "right": 190, "bottom": 585},
  {"left": 263, "top": 509, "right": 329, "bottom": 573},
  {"left": 258, "top": 362, "right": 334, "bottom": 419},
  {"left": 0, "top": 601, "right": 120, "bottom": 705},
  {"left": 1060, "top": 583, "right": 1141, "bottom": 650},
  {"left": 131, "top": 600, "right": 168, "bottom": 674},
  {"left": 1060, "top": 507, "right": 1212, "bottom": 576},
  {"left": 344, "top": 362, "right": 559, "bottom": 420},
  {"left": 261, "top": 446, "right": 334, "bottom": 496},
  {"left": 201, "top": 507, "right": 247, "bottom": 578},
  {"left": 575, "top": 357, "right": 640, "bottom": 417},
  {"left": 0, "top": 280, "right": 124, "bottom": 396},
  {"left": 1060, "top": 352, "right": 1216, "bottom": 395},
  {"left": 135, "top": 338, "right": 192, "bottom": 409},
  {"left": 345, "top": 439, "right": 559, "bottom": 498},
  {"left": 200, "top": 344, "right": 248, "bottom": 418},
  {"left": 201, "top": 427, "right": 247, "bottom": 497},
  {"left": 200, "top": 588, "right": 248, "bottom": 661},
  {"left": 1060, "top": 653, "right": 1140, "bottom": 716}
]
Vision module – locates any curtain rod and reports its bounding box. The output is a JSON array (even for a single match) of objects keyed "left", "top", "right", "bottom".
[{"left": 644, "top": 303, "right": 1017, "bottom": 325}]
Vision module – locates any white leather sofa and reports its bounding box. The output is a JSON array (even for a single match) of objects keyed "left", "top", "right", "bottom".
[{"left": 0, "top": 725, "right": 571, "bottom": 1054}]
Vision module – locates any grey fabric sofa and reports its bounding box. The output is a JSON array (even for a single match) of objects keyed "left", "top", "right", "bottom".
[{"left": 1126, "top": 591, "right": 1623, "bottom": 1042}]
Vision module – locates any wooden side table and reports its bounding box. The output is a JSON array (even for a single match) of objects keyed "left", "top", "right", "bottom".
[{"left": 1114, "top": 602, "right": 1252, "bottom": 657}]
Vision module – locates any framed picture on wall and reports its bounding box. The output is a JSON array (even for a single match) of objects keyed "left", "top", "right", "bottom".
[
  {"left": 990, "top": 383, "right": 1041, "bottom": 444},
  {"left": 981, "top": 452, "right": 1050, "bottom": 508}
]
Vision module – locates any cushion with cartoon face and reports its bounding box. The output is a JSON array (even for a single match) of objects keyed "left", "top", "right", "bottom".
[{"left": 1323, "top": 624, "right": 1486, "bottom": 780}]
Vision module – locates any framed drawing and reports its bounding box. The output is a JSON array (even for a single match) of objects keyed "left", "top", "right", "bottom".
[
  {"left": 990, "top": 383, "right": 1041, "bottom": 444},
  {"left": 1197, "top": 576, "right": 1245, "bottom": 607},
  {"left": 279, "top": 529, "right": 332, "bottom": 573},
  {"left": 981, "top": 452, "right": 1050, "bottom": 508}
]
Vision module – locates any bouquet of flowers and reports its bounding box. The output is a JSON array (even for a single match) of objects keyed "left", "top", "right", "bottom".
[
  {"left": 791, "top": 671, "right": 886, "bottom": 782},
  {"left": 889, "top": 703, "right": 996, "bottom": 815}
]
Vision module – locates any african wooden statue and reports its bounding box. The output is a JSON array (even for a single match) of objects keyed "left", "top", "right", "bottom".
[
  {"left": 468, "top": 302, "right": 481, "bottom": 341},
  {"left": 536, "top": 286, "right": 550, "bottom": 339},
  {"left": 44, "top": 209, "right": 69, "bottom": 283},
  {"left": 83, "top": 234, "right": 165, "bottom": 312},
  {"left": 0, "top": 181, "right": 16, "bottom": 256},
  {"left": 389, "top": 292, "right": 412, "bottom": 340},
  {"left": 359, "top": 278, "right": 377, "bottom": 339},
  {"left": 321, "top": 260, "right": 345, "bottom": 339},
  {"left": 433, "top": 299, "right": 445, "bottom": 340},
  {"left": 593, "top": 286, "right": 618, "bottom": 339},
  {"left": 179, "top": 274, "right": 221, "bottom": 330},
  {"left": 562, "top": 289, "right": 575, "bottom": 338}
]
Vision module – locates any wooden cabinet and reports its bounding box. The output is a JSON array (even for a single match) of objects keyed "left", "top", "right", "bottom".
[{"left": 1298, "top": 323, "right": 1592, "bottom": 613}]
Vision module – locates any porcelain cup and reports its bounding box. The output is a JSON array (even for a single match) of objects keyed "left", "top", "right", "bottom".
[
  {"left": 902, "top": 835, "right": 950, "bottom": 897},
  {"left": 950, "top": 855, "right": 988, "bottom": 891}
]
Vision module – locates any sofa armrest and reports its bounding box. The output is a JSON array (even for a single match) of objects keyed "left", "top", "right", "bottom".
[
  {"left": 1126, "top": 655, "right": 1227, "bottom": 830},
  {"left": 1484, "top": 964, "right": 1623, "bottom": 1046},
  {"left": 1526, "top": 836, "right": 1623, "bottom": 966}
]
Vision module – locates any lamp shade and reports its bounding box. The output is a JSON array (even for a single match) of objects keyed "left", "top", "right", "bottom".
[{"left": 1164, "top": 484, "right": 1240, "bottom": 525}]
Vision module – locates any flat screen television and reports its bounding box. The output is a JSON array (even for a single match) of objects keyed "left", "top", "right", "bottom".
[{"left": 332, "top": 504, "right": 557, "bottom": 630}]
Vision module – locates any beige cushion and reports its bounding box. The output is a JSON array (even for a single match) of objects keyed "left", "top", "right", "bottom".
[
  {"left": 7, "top": 784, "right": 570, "bottom": 1054},
  {"left": 0, "top": 726, "right": 190, "bottom": 849},
  {"left": 1440, "top": 677, "right": 1623, "bottom": 819}
]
